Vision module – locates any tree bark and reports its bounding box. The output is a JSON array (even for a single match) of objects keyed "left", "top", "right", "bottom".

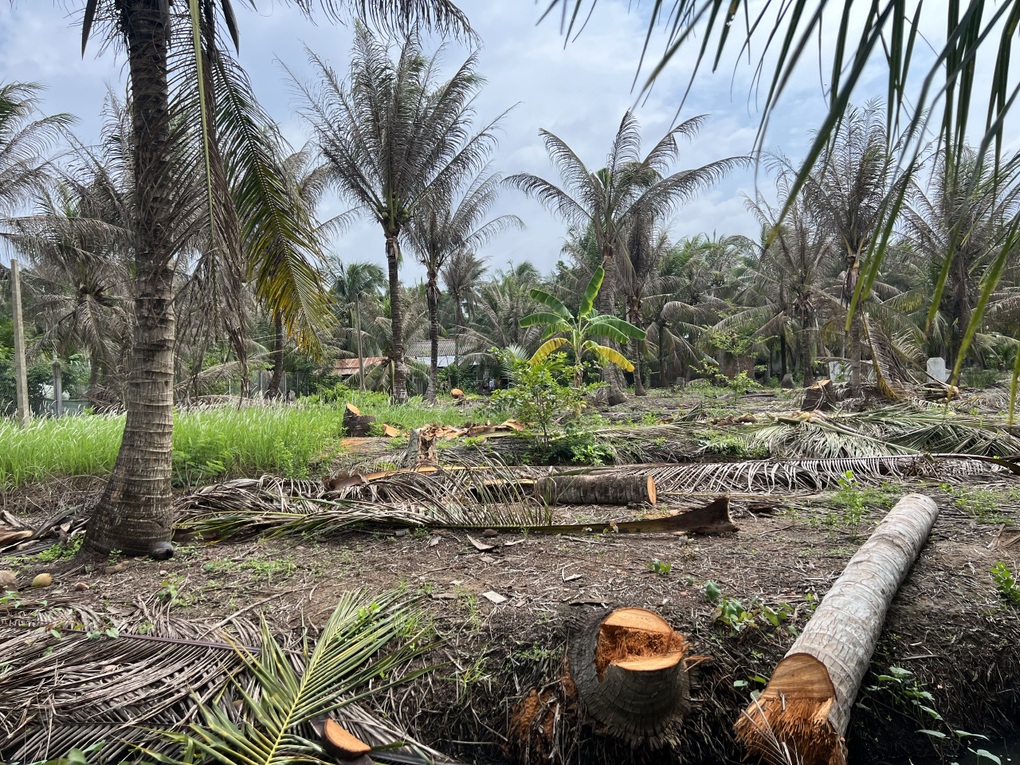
[
  {"left": 268, "top": 311, "right": 284, "bottom": 399},
  {"left": 568, "top": 607, "right": 691, "bottom": 747},
  {"left": 425, "top": 267, "right": 440, "bottom": 403},
  {"left": 10, "top": 259, "right": 30, "bottom": 428},
  {"left": 533, "top": 474, "right": 656, "bottom": 506},
  {"left": 385, "top": 231, "right": 408, "bottom": 403},
  {"left": 596, "top": 242, "right": 626, "bottom": 404},
  {"left": 734, "top": 493, "right": 940, "bottom": 765},
  {"left": 85, "top": 1, "right": 176, "bottom": 557},
  {"left": 343, "top": 402, "right": 376, "bottom": 437},
  {"left": 629, "top": 298, "right": 646, "bottom": 396}
]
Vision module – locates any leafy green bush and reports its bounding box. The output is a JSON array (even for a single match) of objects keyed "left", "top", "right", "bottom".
[{"left": 488, "top": 352, "right": 592, "bottom": 447}]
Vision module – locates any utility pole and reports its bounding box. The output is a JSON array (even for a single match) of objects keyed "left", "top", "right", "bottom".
[{"left": 10, "top": 259, "right": 30, "bottom": 428}]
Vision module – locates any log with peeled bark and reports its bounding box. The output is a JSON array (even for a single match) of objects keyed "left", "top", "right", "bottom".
[
  {"left": 734, "top": 493, "right": 940, "bottom": 765},
  {"left": 567, "top": 607, "right": 693, "bottom": 747},
  {"left": 533, "top": 474, "right": 656, "bottom": 506}
]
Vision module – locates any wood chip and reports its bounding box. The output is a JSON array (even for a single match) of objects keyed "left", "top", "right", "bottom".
[
  {"left": 467, "top": 535, "right": 497, "bottom": 552},
  {"left": 481, "top": 590, "right": 507, "bottom": 604}
]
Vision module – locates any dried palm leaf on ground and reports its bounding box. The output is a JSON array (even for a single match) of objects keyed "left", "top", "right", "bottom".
[
  {"left": 586, "top": 454, "right": 1019, "bottom": 495},
  {"left": 750, "top": 405, "right": 1020, "bottom": 459},
  {"left": 176, "top": 475, "right": 735, "bottom": 540},
  {"left": 0, "top": 591, "right": 452, "bottom": 765}
]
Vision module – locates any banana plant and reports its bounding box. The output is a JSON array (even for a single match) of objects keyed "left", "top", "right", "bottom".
[{"left": 521, "top": 266, "right": 645, "bottom": 388}]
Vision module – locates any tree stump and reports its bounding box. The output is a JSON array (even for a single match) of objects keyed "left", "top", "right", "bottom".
[
  {"left": 802, "top": 379, "right": 837, "bottom": 411},
  {"left": 567, "top": 607, "right": 692, "bottom": 747},
  {"left": 343, "top": 403, "right": 376, "bottom": 437}
]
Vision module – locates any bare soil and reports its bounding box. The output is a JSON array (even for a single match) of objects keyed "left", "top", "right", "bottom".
[{"left": 2, "top": 390, "right": 1020, "bottom": 765}]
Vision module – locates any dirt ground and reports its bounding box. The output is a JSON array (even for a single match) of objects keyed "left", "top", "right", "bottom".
[{"left": 2, "top": 389, "right": 1020, "bottom": 765}]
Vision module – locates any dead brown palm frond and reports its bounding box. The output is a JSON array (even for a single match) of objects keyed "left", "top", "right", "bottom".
[
  {"left": 749, "top": 405, "right": 1020, "bottom": 459},
  {"left": 0, "top": 601, "right": 263, "bottom": 763},
  {"left": 863, "top": 314, "right": 916, "bottom": 401},
  {"left": 1, "top": 591, "right": 450, "bottom": 765},
  {"left": 588, "top": 454, "right": 1013, "bottom": 495}
]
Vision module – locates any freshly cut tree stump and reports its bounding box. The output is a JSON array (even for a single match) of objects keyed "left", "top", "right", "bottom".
[
  {"left": 802, "top": 378, "right": 837, "bottom": 411},
  {"left": 533, "top": 475, "right": 656, "bottom": 506},
  {"left": 735, "top": 493, "right": 939, "bottom": 765},
  {"left": 343, "top": 403, "right": 376, "bottom": 437},
  {"left": 568, "top": 607, "right": 691, "bottom": 747}
]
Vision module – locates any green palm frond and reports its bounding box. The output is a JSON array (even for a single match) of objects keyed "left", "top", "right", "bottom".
[{"left": 162, "top": 590, "right": 433, "bottom": 765}]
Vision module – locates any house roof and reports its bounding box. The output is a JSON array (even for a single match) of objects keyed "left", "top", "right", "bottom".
[{"left": 334, "top": 356, "right": 386, "bottom": 375}]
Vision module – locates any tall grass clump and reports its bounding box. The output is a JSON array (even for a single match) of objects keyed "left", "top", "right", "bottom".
[
  {"left": 171, "top": 403, "right": 344, "bottom": 485},
  {"left": 0, "top": 413, "right": 125, "bottom": 488},
  {"left": 1, "top": 403, "right": 345, "bottom": 489},
  {"left": 313, "top": 385, "right": 471, "bottom": 430}
]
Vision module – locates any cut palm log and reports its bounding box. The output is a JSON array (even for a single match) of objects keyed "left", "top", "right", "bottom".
[
  {"left": 734, "top": 493, "right": 939, "bottom": 765},
  {"left": 567, "top": 607, "right": 692, "bottom": 747},
  {"left": 343, "top": 403, "right": 376, "bottom": 437},
  {"left": 533, "top": 474, "right": 656, "bottom": 506}
]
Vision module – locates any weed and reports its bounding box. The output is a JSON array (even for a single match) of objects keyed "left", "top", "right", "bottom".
[
  {"left": 647, "top": 558, "right": 673, "bottom": 576},
  {"left": 35, "top": 535, "right": 83, "bottom": 563},
  {"left": 991, "top": 561, "right": 1020, "bottom": 605},
  {"left": 940, "top": 485, "right": 1011, "bottom": 523}
]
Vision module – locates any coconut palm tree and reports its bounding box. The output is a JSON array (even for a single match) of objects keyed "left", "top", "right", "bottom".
[
  {"left": 73, "top": 1, "right": 471, "bottom": 556},
  {"left": 902, "top": 146, "right": 1020, "bottom": 369},
  {"left": 297, "top": 23, "right": 502, "bottom": 403},
  {"left": 332, "top": 259, "right": 386, "bottom": 390},
  {"left": 798, "top": 103, "right": 909, "bottom": 394},
  {"left": 406, "top": 168, "right": 521, "bottom": 401},
  {"left": 545, "top": 1, "right": 1020, "bottom": 391},
  {"left": 0, "top": 82, "right": 70, "bottom": 230},
  {"left": 440, "top": 248, "right": 487, "bottom": 364},
  {"left": 508, "top": 110, "right": 743, "bottom": 402}
]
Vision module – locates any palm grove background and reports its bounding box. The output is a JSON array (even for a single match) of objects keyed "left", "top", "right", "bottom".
[{"left": 2, "top": 1, "right": 1020, "bottom": 555}]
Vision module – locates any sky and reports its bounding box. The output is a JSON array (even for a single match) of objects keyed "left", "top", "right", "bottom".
[{"left": 0, "top": 1, "right": 1010, "bottom": 283}]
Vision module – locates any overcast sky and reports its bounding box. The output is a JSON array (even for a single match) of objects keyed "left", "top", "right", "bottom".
[{"left": 0, "top": 2, "right": 1008, "bottom": 282}]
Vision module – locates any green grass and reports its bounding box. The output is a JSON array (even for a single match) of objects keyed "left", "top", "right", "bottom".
[
  {"left": 0, "top": 396, "right": 474, "bottom": 489},
  {"left": 339, "top": 390, "right": 472, "bottom": 430},
  {"left": 0, "top": 403, "right": 347, "bottom": 489}
]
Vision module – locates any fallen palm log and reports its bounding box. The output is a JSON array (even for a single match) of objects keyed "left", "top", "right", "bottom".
[
  {"left": 533, "top": 474, "right": 656, "bottom": 506},
  {"left": 734, "top": 493, "right": 939, "bottom": 765},
  {"left": 523, "top": 497, "right": 736, "bottom": 535},
  {"left": 567, "top": 607, "right": 692, "bottom": 747}
]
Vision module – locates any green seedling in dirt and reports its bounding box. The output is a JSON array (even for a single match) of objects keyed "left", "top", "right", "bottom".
[
  {"left": 647, "top": 558, "right": 673, "bottom": 575},
  {"left": 991, "top": 561, "right": 1020, "bottom": 605}
]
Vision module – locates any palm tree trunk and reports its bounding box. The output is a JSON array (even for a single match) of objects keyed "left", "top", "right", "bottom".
[
  {"left": 385, "top": 231, "right": 408, "bottom": 403},
  {"left": 85, "top": 1, "right": 175, "bottom": 557},
  {"left": 426, "top": 269, "right": 440, "bottom": 403},
  {"left": 629, "top": 299, "right": 646, "bottom": 396},
  {"left": 657, "top": 321, "right": 667, "bottom": 388},
  {"left": 453, "top": 298, "right": 464, "bottom": 367},
  {"left": 269, "top": 311, "right": 285, "bottom": 398},
  {"left": 597, "top": 242, "right": 626, "bottom": 404},
  {"left": 355, "top": 296, "right": 366, "bottom": 392}
]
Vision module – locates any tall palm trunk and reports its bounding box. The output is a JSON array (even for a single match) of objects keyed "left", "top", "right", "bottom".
[
  {"left": 628, "top": 298, "right": 646, "bottom": 396},
  {"left": 269, "top": 311, "right": 285, "bottom": 398},
  {"left": 597, "top": 242, "right": 626, "bottom": 403},
  {"left": 844, "top": 247, "right": 864, "bottom": 395},
  {"left": 426, "top": 269, "right": 440, "bottom": 403},
  {"left": 948, "top": 255, "right": 971, "bottom": 369},
  {"left": 657, "top": 320, "right": 667, "bottom": 388},
  {"left": 85, "top": 1, "right": 175, "bottom": 557},
  {"left": 385, "top": 230, "right": 408, "bottom": 403},
  {"left": 453, "top": 296, "right": 464, "bottom": 367}
]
